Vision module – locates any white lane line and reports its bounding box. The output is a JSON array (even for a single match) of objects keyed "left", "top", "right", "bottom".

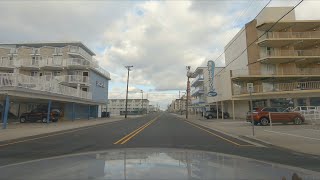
[{"left": 264, "top": 130, "right": 320, "bottom": 141}]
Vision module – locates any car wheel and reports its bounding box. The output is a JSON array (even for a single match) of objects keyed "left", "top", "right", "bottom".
[
  {"left": 208, "top": 115, "right": 213, "bottom": 119},
  {"left": 293, "top": 117, "right": 302, "bottom": 125},
  {"left": 260, "top": 117, "right": 269, "bottom": 126},
  {"left": 20, "top": 117, "right": 26, "bottom": 123},
  {"left": 42, "top": 117, "right": 47, "bottom": 123},
  {"left": 224, "top": 114, "right": 229, "bottom": 119}
]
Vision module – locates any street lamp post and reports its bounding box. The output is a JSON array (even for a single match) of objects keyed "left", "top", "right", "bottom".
[
  {"left": 125, "top": 65, "right": 133, "bottom": 118},
  {"left": 186, "top": 66, "right": 192, "bottom": 119}
]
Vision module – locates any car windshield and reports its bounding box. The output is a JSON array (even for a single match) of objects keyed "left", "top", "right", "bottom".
[{"left": 0, "top": 0, "right": 320, "bottom": 179}]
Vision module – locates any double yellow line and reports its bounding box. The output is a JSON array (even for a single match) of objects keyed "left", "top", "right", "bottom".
[{"left": 113, "top": 116, "right": 159, "bottom": 145}]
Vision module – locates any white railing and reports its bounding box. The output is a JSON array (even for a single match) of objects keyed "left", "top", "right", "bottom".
[
  {"left": 191, "top": 98, "right": 206, "bottom": 104},
  {"left": 94, "top": 66, "right": 111, "bottom": 79},
  {"left": 68, "top": 46, "right": 92, "bottom": 61},
  {"left": 261, "top": 50, "right": 320, "bottom": 58},
  {"left": 0, "top": 73, "right": 92, "bottom": 99},
  {"left": 55, "top": 75, "right": 89, "bottom": 84},
  {"left": 20, "top": 59, "right": 40, "bottom": 68},
  {"left": 231, "top": 68, "right": 320, "bottom": 77},
  {"left": 233, "top": 81, "right": 320, "bottom": 95},
  {"left": 66, "top": 58, "right": 90, "bottom": 67},
  {"left": 40, "top": 57, "right": 65, "bottom": 67},
  {"left": 0, "top": 59, "right": 15, "bottom": 68},
  {"left": 191, "top": 74, "right": 204, "bottom": 86},
  {"left": 191, "top": 87, "right": 204, "bottom": 95},
  {"left": 263, "top": 31, "right": 320, "bottom": 39}
]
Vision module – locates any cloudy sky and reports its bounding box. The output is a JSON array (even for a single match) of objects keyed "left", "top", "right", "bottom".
[{"left": 1, "top": 0, "right": 319, "bottom": 109}]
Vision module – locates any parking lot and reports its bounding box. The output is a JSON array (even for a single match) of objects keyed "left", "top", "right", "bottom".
[{"left": 179, "top": 114, "right": 320, "bottom": 156}]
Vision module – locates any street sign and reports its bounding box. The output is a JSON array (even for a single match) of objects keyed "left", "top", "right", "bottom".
[{"left": 247, "top": 83, "right": 254, "bottom": 93}]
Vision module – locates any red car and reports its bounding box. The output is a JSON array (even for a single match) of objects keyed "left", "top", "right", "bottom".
[{"left": 246, "top": 107, "right": 304, "bottom": 126}]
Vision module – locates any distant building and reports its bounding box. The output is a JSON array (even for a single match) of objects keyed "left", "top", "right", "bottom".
[{"left": 107, "top": 99, "right": 150, "bottom": 115}]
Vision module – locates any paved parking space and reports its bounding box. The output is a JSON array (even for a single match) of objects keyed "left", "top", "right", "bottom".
[{"left": 173, "top": 114, "right": 320, "bottom": 156}]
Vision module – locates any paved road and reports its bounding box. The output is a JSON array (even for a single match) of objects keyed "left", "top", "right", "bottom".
[{"left": 0, "top": 112, "right": 319, "bottom": 171}]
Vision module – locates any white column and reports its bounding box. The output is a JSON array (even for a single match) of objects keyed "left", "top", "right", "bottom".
[
  {"left": 232, "top": 100, "right": 235, "bottom": 120},
  {"left": 98, "top": 105, "right": 102, "bottom": 118},
  {"left": 216, "top": 102, "right": 219, "bottom": 120},
  {"left": 221, "top": 101, "right": 224, "bottom": 120},
  {"left": 77, "top": 84, "right": 81, "bottom": 97}
]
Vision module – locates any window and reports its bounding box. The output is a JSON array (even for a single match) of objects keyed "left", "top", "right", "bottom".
[
  {"left": 32, "top": 48, "right": 40, "bottom": 54},
  {"left": 31, "top": 56, "right": 41, "bottom": 65},
  {"left": 30, "top": 71, "right": 39, "bottom": 76},
  {"left": 54, "top": 47, "right": 63, "bottom": 54},
  {"left": 53, "top": 71, "right": 61, "bottom": 76}
]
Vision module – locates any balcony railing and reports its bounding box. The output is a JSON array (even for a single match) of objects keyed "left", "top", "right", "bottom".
[
  {"left": 0, "top": 73, "right": 92, "bottom": 99},
  {"left": 191, "top": 98, "right": 206, "bottom": 104},
  {"left": 263, "top": 31, "right": 320, "bottom": 39},
  {"left": 68, "top": 46, "right": 92, "bottom": 61},
  {"left": 66, "top": 58, "right": 90, "bottom": 67},
  {"left": 0, "top": 59, "right": 16, "bottom": 68},
  {"left": 40, "top": 57, "right": 65, "bottom": 67},
  {"left": 20, "top": 59, "right": 40, "bottom": 68},
  {"left": 55, "top": 75, "right": 89, "bottom": 84},
  {"left": 191, "top": 87, "right": 204, "bottom": 96},
  {"left": 233, "top": 81, "right": 320, "bottom": 95},
  {"left": 231, "top": 68, "right": 320, "bottom": 77},
  {"left": 261, "top": 50, "right": 320, "bottom": 58},
  {"left": 191, "top": 74, "right": 204, "bottom": 86}
]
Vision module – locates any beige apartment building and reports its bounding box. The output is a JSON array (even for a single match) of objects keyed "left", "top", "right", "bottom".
[
  {"left": 207, "top": 7, "right": 320, "bottom": 119},
  {"left": 168, "top": 95, "right": 187, "bottom": 113},
  {"left": 0, "top": 42, "right": 110, "bottom": 122},
  {"left": 107, "top": 99, "right": 150, "bottom": 115}
]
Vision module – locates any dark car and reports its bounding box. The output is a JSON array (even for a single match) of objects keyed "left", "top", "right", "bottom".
[
  {"left": 205, "top": 110, "right": 230, "bottom": 119},
  {"left": 246, "top": 107, "right": 304, "bottom": 126},
  {"left": 20, "top": 108, "right": 59, "bottom": 123}
]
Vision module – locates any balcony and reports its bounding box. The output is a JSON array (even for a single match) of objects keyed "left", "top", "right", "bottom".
[
  {"left": 55, "top": 75, "right": 90, "bottom": 85},
  {"left": 40, "top": 57, "right": 65, "bottom": 69},
  {"left": 191, "top": 87, "right": 204, "bottom": 96},
  {"left": 0, "top": 59, "right": 16, "bottom": 70},
  {"left": 233, "top": 81, "right": 320, "bottom": 96},
  {"left": 191, "top": 74, "right": 204, "bottom": 87},
  {"left": 257, "top": 31, "right": 320, "bottom": 48},
  {"left": 231, "top": 68, "right": 320, "bottom": 78},
  {"left": 258, "top": 50, "right": 320, "bottom": 64},
  {"left": 68, "top": 46, "right": 92, "bottom": 61},
  {"left": 66, "top": 58, "right": 90, "bottom": 69},
  {"left": 0, "top": 73, "right": 92, "bottom": 100},
  {"left": 20, "top": 59, "right": 40, "bottom": 69},
  {"left": 191, "top": 97, "right": 206, "bottom": 104}
]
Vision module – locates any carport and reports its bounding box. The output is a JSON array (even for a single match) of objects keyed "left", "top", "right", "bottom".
[{"left": 1, "top": 86, "right": 106, "bottom": 129}]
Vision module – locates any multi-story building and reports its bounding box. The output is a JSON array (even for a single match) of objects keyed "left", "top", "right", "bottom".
[
  {"left": 0, "top": 42, "right": 110, "bottom": 121},
  {"left": 107, "top": 99, "right": 149, "bottom": 115},
  {"left": 208, "top": 7, "right": 320, "bottom": 118},
  {"left": 168, "top": 95, "right": 187, "bottom": 113}
]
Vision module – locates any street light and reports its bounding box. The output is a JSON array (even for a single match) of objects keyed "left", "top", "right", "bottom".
[
  {"left": 141, "top": 90, "right": 144, "bottom": 115},
  {"left": 186, "top": 66, "right": 192, "bottom": 119},
  {"left": 125, "top": 65, "right": 133, "bottom": 118}
]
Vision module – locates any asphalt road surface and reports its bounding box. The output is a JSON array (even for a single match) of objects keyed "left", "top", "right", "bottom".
[{"left": 0, "top": 112, "right": 319, "bottom": 172}]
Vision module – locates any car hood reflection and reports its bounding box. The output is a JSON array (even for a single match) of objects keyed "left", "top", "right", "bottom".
[{"left": 0, "top": 148, "right": 319, "bottom": 180}]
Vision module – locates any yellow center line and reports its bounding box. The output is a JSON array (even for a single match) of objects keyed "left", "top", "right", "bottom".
[
  {"left": 113, "top": 115, "right": 160, "bottom": 145},
  {"left": 183, "top": 120, "right": 241, "bottom": 146}
]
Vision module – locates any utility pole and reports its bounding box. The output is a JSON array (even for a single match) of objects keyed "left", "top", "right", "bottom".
[
  {"left": 186, "top": 66, "right": 192, "bottom": 119},
  {"left": 141, "top": 90, "right": 143, "bottom": 115},
  {"left": 124, "top": 65, "right": 133, "bottom": 118}
]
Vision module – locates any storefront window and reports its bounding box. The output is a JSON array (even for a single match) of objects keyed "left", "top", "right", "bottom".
[
  {"left": 297, "top": 98, "right": 306, "bottom": 106},
  {"left": 310, "top": 97, "right": 320, "bottom": 106},
  {"left": 270, "top": 98, "right": 294, "bottom": 108},
  {"left": 252, "top": 100, "right": 267, "bottom": 108}
]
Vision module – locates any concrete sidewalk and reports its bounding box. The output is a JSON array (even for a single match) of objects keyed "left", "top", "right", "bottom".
[
  {"left": 0, "top": 115, "right": 142, "bottom": 142},
  {"left": 174, "top": 114, "right": 320, "bottom": 156}
]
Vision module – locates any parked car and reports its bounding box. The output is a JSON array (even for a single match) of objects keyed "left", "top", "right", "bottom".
[
  {"left": 20, "top": 108, "right": 59, "bottom": 123},
  {"left": 246, "top": 107, "right": 304, "bottom": 126},
  {"left": 205, "top": 110, "right": 230, "bottom": 119}
]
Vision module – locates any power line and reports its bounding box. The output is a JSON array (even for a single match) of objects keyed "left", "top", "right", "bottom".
[{"left": 214, "top": 0, "right": 304, "bottom": 77}]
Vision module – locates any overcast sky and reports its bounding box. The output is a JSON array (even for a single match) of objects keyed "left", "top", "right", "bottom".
[{"left": 1, "top": 0, "right": 319, "bottom": 109}]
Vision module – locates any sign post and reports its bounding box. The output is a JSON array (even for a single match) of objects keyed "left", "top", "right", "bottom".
[{"left": 247, "top": 83, "right": 255, "bottom": 136}]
